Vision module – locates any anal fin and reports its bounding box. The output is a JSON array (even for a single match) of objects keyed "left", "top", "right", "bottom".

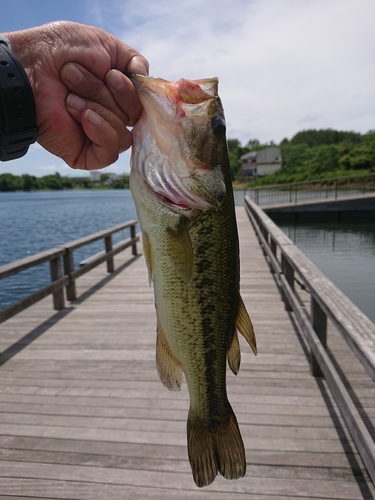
[
  {"left": 141, "top": 231, "right": 153, "bottom": 284},
  {"left": 236, "top": 295, "right": 257, "bottom": 355},
  {"left": 156, "top": 322, "right": 183, "bottom": 391},
  {"left": 227, "top": 329, "right": 241, "bottom": 375}
]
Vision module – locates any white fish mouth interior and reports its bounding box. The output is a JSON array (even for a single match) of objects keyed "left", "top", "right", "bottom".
[
  {"left": 135, "top": 145, "right": 212, "bottom": 210},
  {"left": 131, "top": 76, "right": 223, "bottom": 211}
]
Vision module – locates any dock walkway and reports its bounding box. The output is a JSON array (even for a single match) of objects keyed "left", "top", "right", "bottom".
[{"left": 1, "top": 207, "right": 374, "bottom": 499}]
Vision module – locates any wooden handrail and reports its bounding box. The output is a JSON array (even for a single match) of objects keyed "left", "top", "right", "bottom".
[
  {"left": 63, "top": 220, "right": 137, "bottom": 251},
  {"left": 0, "top": 220, "right": 139, "bottom": 324},
  {"left": 0, "top": 247, "right": 66, "bottom": 280},
  {"left": 244, "top": 196, "right": 375, "bottom": 484}
]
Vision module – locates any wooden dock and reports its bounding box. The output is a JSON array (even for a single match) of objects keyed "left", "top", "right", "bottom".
[{"left": 1, "top": 207, "right": 374, "bottom": 499}]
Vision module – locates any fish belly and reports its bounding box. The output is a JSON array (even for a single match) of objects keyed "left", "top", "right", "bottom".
[{"left": 131, "top": 169, "right": 246, "bottom": 487}]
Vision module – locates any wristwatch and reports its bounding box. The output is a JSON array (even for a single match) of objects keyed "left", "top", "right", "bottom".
[{"left": 0, "top": 36, "right": 39, "bottom": 161}]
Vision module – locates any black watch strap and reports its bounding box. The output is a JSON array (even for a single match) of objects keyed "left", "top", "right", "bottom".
[{"left": 0, "top": 36, "right": 39, "bottom": 161}]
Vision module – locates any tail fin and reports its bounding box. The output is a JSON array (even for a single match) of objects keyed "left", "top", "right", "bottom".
[{"left": 187, "top": 405, "right": 246, "bottom": 487}]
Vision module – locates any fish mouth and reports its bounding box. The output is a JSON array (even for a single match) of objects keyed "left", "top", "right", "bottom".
[
  {"left": 154, "top": 192, "right": 193, "bottom": 211},
  {"left": 132, "top": 143, "right": 225, "bottom": 213},
  {"left": 149, "top": 172, "right": 219, "bottom": 215},
  {"left": 130, "top": 75, "right": 226, "bottom": 214},
  {"left": 129, "top": 74, "right": 219, "bottom": 103},
  {"left": 150, "top": 168, "right": 226, "bottom": 216}
]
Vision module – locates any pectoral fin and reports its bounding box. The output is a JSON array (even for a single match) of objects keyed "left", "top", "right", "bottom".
[
  {"left": 236, "top": 295, "right": 257, "bottom": 355},
  {"left": 166, "top": 217, "right": 194, "bottom": 283},
  {"left": 141, "top": 231, "right": 153, "bottom": 284},
  {"left": 156, "top": 322, "right": 183, "bottom": 391}
]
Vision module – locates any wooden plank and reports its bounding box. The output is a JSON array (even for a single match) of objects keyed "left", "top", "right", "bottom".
[
  {"left": 280, "top": 273, "right": 375, "bottom": 483},
  {"left": 246, "top": 198, "right": 375, "bottom": 382},
  {"left": 0, "top": 435, "right": 361, "bottom": 470},
  {"left": 0, "top": 478, "right": 341, "bottom": 500},
  {"left": 0, "top": 461, "right": 372, "bottom": 499},
  {"left": 0, "top": 207, "right": 374, "bottom": 499}
]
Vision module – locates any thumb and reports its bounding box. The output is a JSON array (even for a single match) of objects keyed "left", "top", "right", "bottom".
[{"left": 126, "top": 55, "right": 149, "bottom": 76}]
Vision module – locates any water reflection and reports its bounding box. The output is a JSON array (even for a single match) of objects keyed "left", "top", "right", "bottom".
[{"left": 276, "top": 220, "right": 375, "bottom": 324}]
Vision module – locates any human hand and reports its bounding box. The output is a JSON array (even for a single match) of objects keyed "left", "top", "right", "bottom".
[{"left": 5, "top": 21, "right": 148, "bottom": 170}]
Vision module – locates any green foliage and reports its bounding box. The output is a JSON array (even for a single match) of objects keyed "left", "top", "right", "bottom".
[
  {"left": 232, "top": 129, "right": 375, "bottom": 186},
  {"left": 0, "top": 173, "right": 23, "bottom": 191},
  {"left": 290, "top": 128, "right": 362, "bottom": 147},
  {"left": 100, "top": 173, "right": 111, "bottom": 183},
  {"left": 39, "top": 173, "right": 64, "bottom": 190},
  {"left": 1, "top": 129, "right": 374, "bottom": 191},
  {"left": 22, "top": 174, "right": 39, "bottom": 191},
  {"left": 0, "top": 171, "right": 131, "bottom": 192},
  {"left": 111, "top": 175, "right": 130, "bottom": 189}
]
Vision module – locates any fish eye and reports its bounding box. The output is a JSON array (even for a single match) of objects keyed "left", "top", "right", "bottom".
[{"left": 211, "top": 115, "right": 226, "bottom": 136}]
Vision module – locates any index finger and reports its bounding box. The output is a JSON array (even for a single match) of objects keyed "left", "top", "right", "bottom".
[{"left": 106, "top": 70, "right": 144, "bottom": 126}]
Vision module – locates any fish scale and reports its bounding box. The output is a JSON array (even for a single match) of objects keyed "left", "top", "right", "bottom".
[{"left": 129, "top": 75, "right": 257, "bottom": 487}]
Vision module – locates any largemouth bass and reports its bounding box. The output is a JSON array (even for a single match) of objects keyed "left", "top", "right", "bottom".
[{"left": 129, "top": 75, "right": 257, "bottom": 487}]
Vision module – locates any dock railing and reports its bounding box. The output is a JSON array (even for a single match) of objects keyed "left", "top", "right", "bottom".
[
  {"left": 0, "top": 220, "right": 139, "bottom": 324},
  {"left": 245, "top": 196, "right": 375, "bottom": 484},
  {"left": 241, "top": 172, "right": 375, "bottom": 207}
]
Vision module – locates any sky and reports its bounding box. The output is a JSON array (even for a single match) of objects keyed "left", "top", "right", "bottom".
[{"left": 1, "top": 0, "right": 374, "bottom": 177}]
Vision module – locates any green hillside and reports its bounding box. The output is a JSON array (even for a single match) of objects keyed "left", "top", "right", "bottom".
[{"left": 230, "top": 129, "right": 375, "bottom": 186}]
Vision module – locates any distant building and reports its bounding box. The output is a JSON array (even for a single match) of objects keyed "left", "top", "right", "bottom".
[
  {"left": 104, "top": 174, "right": 121, "bottom": 185},
  {"left": 241, "top": 146, "right": 282, "bottom": 177},
  {"left": 90, "top": 171, "right": 101, "bottom": 182}
]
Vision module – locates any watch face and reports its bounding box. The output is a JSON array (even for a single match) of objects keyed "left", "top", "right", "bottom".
[
  {"left": 0, "top": 36, "right": 12, "bottom": 50},
  {"left": 0, "top": 42, "right": 38, "bottom": 161}
]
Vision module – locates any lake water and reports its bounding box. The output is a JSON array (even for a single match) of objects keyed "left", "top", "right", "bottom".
[
  {"left": 277, "top": 220, "right": 375, "bottom": 323},
  {"left": 1, "top": 190, "right": 374, "bottom": 324},
  {"left": 0, "top": 190, "right": 137, "bottom": 309}
]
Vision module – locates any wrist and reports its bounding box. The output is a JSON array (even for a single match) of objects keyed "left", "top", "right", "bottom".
[{"left": 0, "top": 32, "right": 39, "bottom": 160}]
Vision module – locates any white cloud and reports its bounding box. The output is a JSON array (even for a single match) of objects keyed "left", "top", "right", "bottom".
[
  {"left": 3, "top": 0, "right": 373, "bottom": 177},
  {"left": 112, "top": 0, "right": 375, "bottom": 144}
]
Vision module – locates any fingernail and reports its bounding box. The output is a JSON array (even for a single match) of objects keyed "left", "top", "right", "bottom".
[
  {"left": 85, "top": 109, "right": 102, "bottom": 126},
  {"left": 63, "top": 63, "right": 84, "bottom": 85},
  {"left": 127, "top": 56, "right": 149, "bottom": 76},
  {"left": 107, "top": 69, "right": 125, "bottom": 90},
  {"left": 66, "top": 93, "right": 86, "bottom": 110}
]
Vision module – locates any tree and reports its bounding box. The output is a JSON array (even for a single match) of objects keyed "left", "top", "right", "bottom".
[
  {"left": 246, "top": 139, "right": 260, "bottom": 150},
  {"left": 290, "top": 129, "right": 362, "bottom": 148},
  {"left": 22, "top": 174, "right": 39, "bottom": 191},
  {"left": 0, "top": 173, "right": 22, "bottom": 191},
  {"left": 39, "top": 173, "right": 64, "bottom": 190}
]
